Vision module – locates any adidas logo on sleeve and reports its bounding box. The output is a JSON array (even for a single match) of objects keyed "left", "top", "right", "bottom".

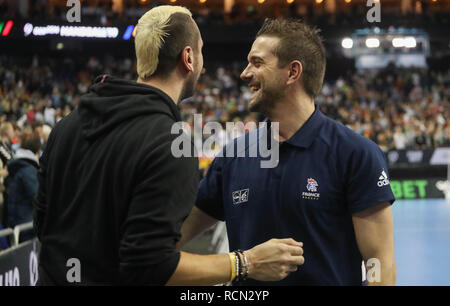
[{"left": 377, "top": 170, "right": 390, "bottom": 187}]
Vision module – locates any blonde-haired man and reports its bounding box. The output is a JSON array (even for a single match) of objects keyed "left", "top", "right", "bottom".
[
  {"left": 135, "top": 5, "right": 203, "bottom": 101},
  {"left": 34, "top": 6, "right": 304, "bottom": 286}
]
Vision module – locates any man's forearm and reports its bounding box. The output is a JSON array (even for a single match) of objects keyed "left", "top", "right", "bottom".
[
  {"left": 353, "top": 203, "right": 396, "bottom": 286},
  {"left": 177, "top": 206, "right": 218, "bottom": 251},
  {"left": 167, "top": 238, "right": 305, "bottom": 285},
  {"left": 365, "top": 256, "right": 396, "bottom": 286},
  {"left": 166, "top": 251, "right": 230, "bottom": 286}
]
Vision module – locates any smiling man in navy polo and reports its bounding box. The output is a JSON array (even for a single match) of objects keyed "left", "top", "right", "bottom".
[{"left": 178, "top": 19, "right": 396, "bottom": 285}]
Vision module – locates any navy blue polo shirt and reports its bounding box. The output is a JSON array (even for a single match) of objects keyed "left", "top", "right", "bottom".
[{"left": 196, "top": 106, "right": 395, "bottom": 286}]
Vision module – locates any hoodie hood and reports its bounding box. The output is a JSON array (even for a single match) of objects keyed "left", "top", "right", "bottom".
[
  {"left": 7, "top": 148, "right": 39, "bottom": 174},
  {"left": 78, "top": 75, "right": 181, "bottom": 140}
]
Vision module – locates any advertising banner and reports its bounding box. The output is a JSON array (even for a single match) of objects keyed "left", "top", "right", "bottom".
[
  {"left": 0, "top": 239, "right": 40, "bottom": 286},
  {"left": 390, "top": 179, "right": 450, "bottom": 200},
  {"left": 387, "top": 148, "right": 450, "bottom": 166}
]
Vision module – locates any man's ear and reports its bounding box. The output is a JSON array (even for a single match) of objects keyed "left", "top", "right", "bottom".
[
  {"left": 286, "top": 60, "right": 302, "bottom": 86},
  {"left": 181, "top": 46, "right": 195, "bottom": 73}
]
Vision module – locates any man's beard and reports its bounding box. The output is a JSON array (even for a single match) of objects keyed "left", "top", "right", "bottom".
[
  {"left": 249, "top": 85, "right": 285, "bottom": 116},
  {"left": 180, "top": 71, "right": 199, "bottom": 102}
]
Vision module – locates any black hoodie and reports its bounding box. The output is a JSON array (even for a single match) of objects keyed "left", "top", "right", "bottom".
[{"left": 34, "top": 75, "right": 199, "bottom": 285}]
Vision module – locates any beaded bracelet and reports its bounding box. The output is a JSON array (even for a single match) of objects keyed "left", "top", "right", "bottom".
[
  {"left": 237, "top": 250, "right": 250, "bottom": 281},
  {"left": 231, "top": 250, "right": 242, "bottom": 283},
  {"left": 234, "top": 251, "right": 240, "bottom": 282}
]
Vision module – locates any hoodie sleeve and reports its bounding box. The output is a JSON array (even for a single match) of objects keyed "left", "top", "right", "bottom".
[
  {"left": 118, "top": 131, "right": 199, "bottom": 285},
  {"left": 33, "top": 125, "right": 58, "bottom": 240}
]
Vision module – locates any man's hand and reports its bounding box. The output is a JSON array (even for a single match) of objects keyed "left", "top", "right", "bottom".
[{"left": 245, "top": 238, "right": 304, "bottom": 281}]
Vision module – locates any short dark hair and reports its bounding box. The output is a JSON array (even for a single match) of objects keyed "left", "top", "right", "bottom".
[
  {"left": 152, "top": 13, "right": 200, "bottom": 79},
  {"left": 21, "top": 133, "right": 41, "bottom": 154},
  {"left": 256, "top": 18, "right": 326, "bottom": 99},
  {"left": 32, "top": 122, "right": 43, "bottom": 131}
]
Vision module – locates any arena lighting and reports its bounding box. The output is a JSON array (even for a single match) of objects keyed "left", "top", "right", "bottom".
[
  {"left": 123, "top": 25, "right": 134, "bottom": 40},
  {"left": 1, "top": 20, "right": 13, "bottom": 36},
  {"left": 404, "top": 36, "right": 417, "bottom": 48},
  {"left": 346, "top": 28, "right": 429, "bottom": 68},
  {"left": 341, "top": 38, "right": 353, "bottom": 49},
  {"left": 392, "top": 37, "right": 404, "bottom": 48},
  {"left": 199, "top": 0, "right": 207, "bottom": 3},
  {"left": 316, "top": 0, "right": 324, "bottom": 4},
  {"left": 345, "top": 0, "right": 351, "bottom": 3},
  {"left": 392, "top": 37, "right": 417, "bottom": 48},
  {"left": 286, "top": 0, "right": 295, "bottom": 4},
  {"left": 257, "top": 0, "right": 266, "bottom": 4},
  {"left": 365, "top": 37, "right": 380, "bottom": 48}
]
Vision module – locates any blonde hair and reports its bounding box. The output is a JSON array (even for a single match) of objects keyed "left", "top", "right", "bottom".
[
  {"left": 0, "top": 122, "right": 13, "bottom": 137},
  {"left": 135, "top": 5, "right": 192, "bottom": 80}
]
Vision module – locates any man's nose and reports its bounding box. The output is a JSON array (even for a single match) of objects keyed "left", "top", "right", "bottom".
[{"left": 240, "top": 65, "right": 252, "bottom": 81}]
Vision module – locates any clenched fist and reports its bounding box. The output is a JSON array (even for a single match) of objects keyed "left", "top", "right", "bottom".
[{"left": 244, "top": 238, "right": 305, "bottom": 281}]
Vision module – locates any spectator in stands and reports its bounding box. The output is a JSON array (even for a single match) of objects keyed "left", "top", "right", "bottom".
[
  {"left": 414, "top": 125, "right": 429, "bottom": 149},
  {"left": 0, "top": 122, "right": 14, "bottom": 165},
  {"left": 393, "top": 125, "right": 407, "bottom": 150},
  {"left": 444, "top": 126, "right": 450, "bottom": 147},
  {"left": 6, "top": 132, "right": 40, "bottom": 242},
  {"left": 11, "top": 122, "right": 21, "bottom": 153},
  {"left": 0, "top": 122, "right": 14, "bottom": 227},
  {"left": 43, "top": 102, "right": 56, "bottom": 127},
  {"left": 26, "top": 103, "right": 36, "bottom": 125},
  {"left": 41, "top": 124, "right": 52, "bottom": 152},
  {"left": 31, "top": 122, "right": 45, "bottom": 151},
  {"left": 34, "top": 100, "right": 45, "bottom": 124}
]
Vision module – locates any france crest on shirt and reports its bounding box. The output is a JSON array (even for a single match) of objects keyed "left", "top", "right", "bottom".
[
  {"left": 302, "top": 178, "right": 320, "bottom": 200},
  {"left": 307, "top": 178, "right": 319, "bottom": 192}
]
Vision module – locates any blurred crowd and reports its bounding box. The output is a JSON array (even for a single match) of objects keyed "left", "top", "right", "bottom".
[
  {"left": 0, "top": 53, "right": 449, "bottom": 233},
  {"left": 1, "top": 55, "right": 449, "bottom": 152},
  {"left": 317, "top": 65, "right": 450, "bottom": 152},
  {"left": 185, "top": 62, "right": 450, "bottom": 154}
]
